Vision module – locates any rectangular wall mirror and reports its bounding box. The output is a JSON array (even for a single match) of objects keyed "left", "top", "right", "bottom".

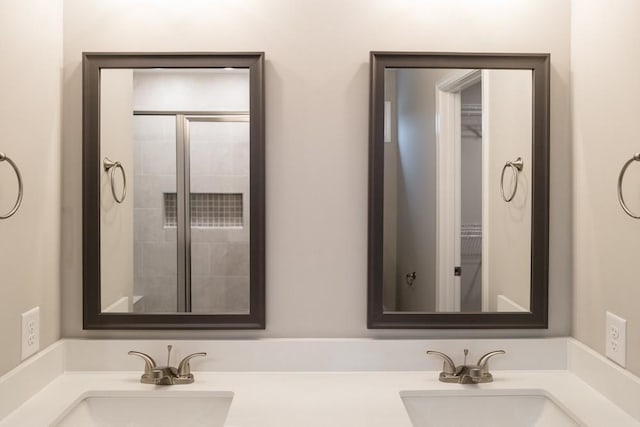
[
  {"left": 83, "top": 53, "right": 265, "bottom": 329},
  {"left": 368, "top": 52, "right": 549, "bottom": 329}
]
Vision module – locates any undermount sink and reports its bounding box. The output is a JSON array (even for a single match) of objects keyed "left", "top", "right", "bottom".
[
  {"left": 400, "top": 389, "right": 581, "bottom": 427},
  {"left": 53, "top": 391, "right": 233, "bottom": 427}
]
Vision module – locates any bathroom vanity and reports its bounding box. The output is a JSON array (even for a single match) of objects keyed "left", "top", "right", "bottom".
[{"left": 1, "top": 338, "right": 638, "bottom": 426}]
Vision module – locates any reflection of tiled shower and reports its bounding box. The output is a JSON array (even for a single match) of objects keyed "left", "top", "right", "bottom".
[{"left": 132, "top": 114, "right": 250, "bottom": 314}]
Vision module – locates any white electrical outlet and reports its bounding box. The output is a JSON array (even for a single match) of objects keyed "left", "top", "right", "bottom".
[
  {"left": 606, "top": 311, "right": 626, "bottom": 367},
  {"left": 21, "top": 307, "right": 40, "bottom": 361}
]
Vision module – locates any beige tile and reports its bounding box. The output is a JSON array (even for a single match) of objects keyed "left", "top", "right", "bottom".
[
  {"left": 211, "top": 242, "right": 250, "bottom": 276},
  {"left": 133, "top": 276, "right": 177, "bottom": 313},
  {"left": 142, "top": 241, "right": 177, "bottom": 277},
  {"left": 134, "top": 115, "right": 176, "bottom": 143},
  {"left": 191, "top": 243, "right": 211, "bottom": 277},
  {"left": 134, "top": 175, "right": 176, "bottom": 209},
  {"left": 189, "top": 141, "right": 212, "bottom": 176},
  {"left": 224, "top": 276, "right": 250, "bottom": 314},
  {"left": 191, "top": 277, "right": 249, "bottom": 314},
  {"left": 143, "top": 141, "right": 176, "bottom": 176},
  {"left": 134, "top": 208, "right": 163, "bottom": 242}
]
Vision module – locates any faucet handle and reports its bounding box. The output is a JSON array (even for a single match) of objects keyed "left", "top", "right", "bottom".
[
  {"left": 476, "top": 350, "right": 506, "bottom": 370},
  {"left": 128, "top": 351, "right": 157, "bottom": 374},
  {"left": 426, "top": 350, "right": 457, "bottom": 374},
  {"left": 177, "top": 352, "right": 207, "bottom": 377},
  {"left": 166, "top": 345, "right": 173, "bottom": 366}
]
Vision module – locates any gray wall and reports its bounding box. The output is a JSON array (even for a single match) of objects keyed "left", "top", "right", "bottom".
[
  {"left": 61, "top": 0, "right": 572, "bottom": 339},
  {"left": 382, "top": 71, "right": 398, "bottom": 311},
  {"left": 394, "top": 69, "right": 453, "bottom": 311},
  {"left": 572, "top": 0, "right": 640, "bottom": 376},
  {"left": 0, "top": 0, "right": 62, "bottom": 376}
]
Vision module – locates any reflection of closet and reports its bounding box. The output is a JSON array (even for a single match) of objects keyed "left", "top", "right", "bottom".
[
  {"left": 461, "top": 103, "right": 482, "bottom": 138},
  {"left": 461, "top": 224, "right": 482, "bottom": 255},
  {"left": 461, "top": 223, "right": 482, "bottom": 311},
  {"left": 460, "top": 84, "right": 483, "bottom": 312}
]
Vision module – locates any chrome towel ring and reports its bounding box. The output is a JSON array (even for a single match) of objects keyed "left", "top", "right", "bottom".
[
  {"left": 617, "top": 153, "right": 640, "bottom": 219},
  {"left": 103, "top": 157, "right": 127, "bottom": 204},
  {"left": 500, "top": 157, "right": 524, "bottom": 202},
  {"left": 0, "top": 152, "right": 24, "bottom": 219}
]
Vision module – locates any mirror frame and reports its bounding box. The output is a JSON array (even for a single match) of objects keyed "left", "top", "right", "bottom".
[
  {"left": 367, "top": 52, "right": 550, "bottom": 329},
  {"left": 83, "top": 52, "right": 265, "bottom": 329}
]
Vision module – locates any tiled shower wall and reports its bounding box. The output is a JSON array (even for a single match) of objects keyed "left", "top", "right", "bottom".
[
  {"left": 133, "top": 115, "right": 178, "bottom": 312},
  {"left": 133, "top": 116, "right": 251, "bottom": 313}
]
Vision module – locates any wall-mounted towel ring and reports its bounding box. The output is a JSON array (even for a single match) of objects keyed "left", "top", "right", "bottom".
[
  {"left": 500, "top": 157, "right": 524, "bottom": 202},
  {"left": 0, "top": 152, "right": 24, "bottom": 220},
  {"left": 103, "top": 157, "right": 127, "bottom": 204},
  {"left": 617, "top": 153, "right": 640, "bottom": 219}
]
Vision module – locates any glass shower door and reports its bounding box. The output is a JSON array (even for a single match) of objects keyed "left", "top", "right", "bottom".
[{"left": 186, "top": 116, "right": 251, "bottom": 314}]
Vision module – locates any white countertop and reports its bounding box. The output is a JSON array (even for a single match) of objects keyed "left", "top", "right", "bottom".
[{"left": 3, "top": 370, "right": 638, "bottom": 426}]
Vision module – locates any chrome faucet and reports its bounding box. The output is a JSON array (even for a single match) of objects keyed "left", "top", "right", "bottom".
[
  {"left": 128, "top": 345, "right": 207, "bottom": 385},
  {"left": 426, "top": 348, "right": 505, "bottom": 384}
]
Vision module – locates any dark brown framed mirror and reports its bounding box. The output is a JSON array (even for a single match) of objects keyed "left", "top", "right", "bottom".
[
  {"left": 83, "top": 52, "right": 265, "bottom": 329},
  {"left": 368, "top": 52, "right": 549, "bottom": 329}
]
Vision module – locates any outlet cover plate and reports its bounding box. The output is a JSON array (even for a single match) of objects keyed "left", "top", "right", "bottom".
[
  {"left": 606, "top": 311, "right": 627, "bottom": 367},
  {"left": 21, "top": 307, "right": 40, "bottom": 361}
]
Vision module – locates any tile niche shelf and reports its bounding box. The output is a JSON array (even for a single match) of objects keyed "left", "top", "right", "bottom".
[{"left": 163, "top": 192, "right": 243, "bottom": 228}]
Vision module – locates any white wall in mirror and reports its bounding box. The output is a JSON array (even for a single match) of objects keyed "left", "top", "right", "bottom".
[
  {"left": 100, "top": 70, "right": 135, "bottom": 312},
  {"left": 484, "top": 70, "right": 532, "bottom": 313},
  {"left": 133, "top": 69, "right": 249, "bottom": 112}
]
